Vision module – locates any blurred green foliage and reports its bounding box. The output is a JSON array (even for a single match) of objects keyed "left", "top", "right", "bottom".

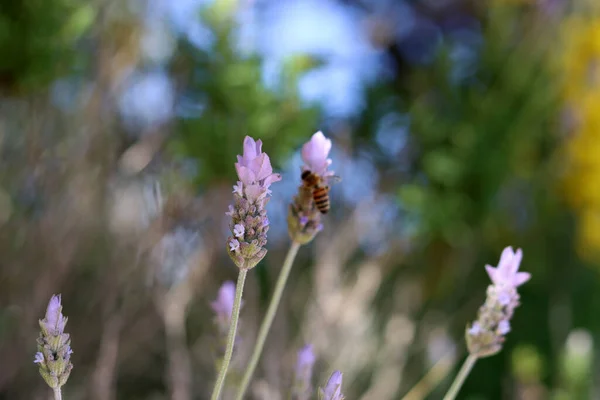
[
  {"left": 0, "top": 0, "right": 94, "bottom": 93},
  {"left": 168, "top": 9, "right": 321, "bottom": 186}
]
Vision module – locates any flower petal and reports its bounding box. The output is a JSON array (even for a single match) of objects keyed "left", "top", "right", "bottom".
[
  {"left": 485, "top": 265, "right": 499, "bottom": 285},
  {"left": 513, "top": 271, "right": 531, "bottom": 287},
  {"left": 235, "top": 164, "right": 257, "bottom": 185},
  {"left": 242, "top": 136, "right": 260, "bottom": 164},
  {"left": 249, "top": 153, "right": 274, "bottom": 182}
]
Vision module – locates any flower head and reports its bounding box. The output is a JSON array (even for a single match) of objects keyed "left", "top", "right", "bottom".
[
  {"left": 235, "top": 136, "right": 281, "bottom": 201},
  {"left": 289, "top": 131, "right": 338, "bottom": 244},
  {"left": 35, "top": 294, "right": 73, "bottom": 390},
  {"left": 293, "top": 345, "right": 316, "bottom": 400},
  {"left": 301, "top": 131, "right": 333, "bottom": 177},
  {"left": 485, "top": 247, "right": 530, "bottom": 288},
  {"left": 319, "top": 370, "right": 344, "bottom": 400},
  {"left": 466, "top": 247, "right": 530, "bottom": 358},
  {"left": 227, "top": 136, "right": 280, "bottom": 270}
]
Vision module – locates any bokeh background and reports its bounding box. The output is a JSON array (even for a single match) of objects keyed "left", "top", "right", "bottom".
[{"left": 1, "top": 0, "right": 599, "bottom": 398}]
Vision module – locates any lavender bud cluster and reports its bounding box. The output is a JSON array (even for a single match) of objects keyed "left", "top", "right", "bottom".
[
  {"left": 466, "top": 247, "right": 530, "bottom": 358},
  {"left": 226, "top": 136, "right": 281, "bottom": 270},
  {"left": 34, "top": 295, "right": 73, "bottom": 390}
]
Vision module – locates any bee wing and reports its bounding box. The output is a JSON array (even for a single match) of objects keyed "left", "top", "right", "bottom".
[{"left": 324, "top": 175, "right": 342, "bottom": 185}]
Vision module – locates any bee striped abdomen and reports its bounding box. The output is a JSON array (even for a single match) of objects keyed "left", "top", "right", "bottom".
[{"left": 313, "top": 186, "right": 330, "bottom": 213}]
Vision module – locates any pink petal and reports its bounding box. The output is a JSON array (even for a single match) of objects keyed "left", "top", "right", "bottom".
[
  {"left": 485, "top": 265, "right": 500, "bottom": 285},
  {"left": 245, "top": 184, "right": 265, "bottom": 202},
  {"left": 498, "top": 247, "right": 514, "bottom": 271},
  {"left": 242, "top": 136, "right": 260, "bottom": 162},
  {"left": 262, "top": 173, "right": 282, "bottom": 187},
  {"left": 235, "top": 164, "right": 256, "bottom": 185},
  {"left": 513, "top": 271, "right": 531, "bottom": 287},
  {"left": 301, "top": 131, "right": 332, "bottom": 172},
  {"left": 249, "top": 153, "right": 274, "bottom": 181},
  {"left": 509, "top": 248, "right": 523, "bottom": 276}
]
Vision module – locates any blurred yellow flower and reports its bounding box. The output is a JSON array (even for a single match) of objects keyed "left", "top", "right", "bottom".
[{"left": 560, "top": 12, "right": 600, "bottom": 259}]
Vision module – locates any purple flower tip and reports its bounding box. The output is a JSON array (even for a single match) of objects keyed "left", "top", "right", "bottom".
[
  {"left": 211, "top": 281, "right": 236, "bottom": 320},
  {"left": 235, "top": 136, "right": 282, "bottom": 194},
  {"left": 296, "top": 344, "right": 316, "bottom": 372},
  {"left": 34, "top": 352, "right": 44, "bottom": 364},
  {"left": 301, "top": 131, "right": 333, "bottom": 176},
  {"left": 485, "top": 246, "right": 530, "bottom": 288},
  {"left": 322, "top": 370, "right": 344, "bottom": 400},
  {"left": 43, "top": 294, "right": 67, "bottom": 335}
]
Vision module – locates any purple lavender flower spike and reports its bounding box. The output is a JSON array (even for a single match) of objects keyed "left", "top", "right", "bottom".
[
  {"left": 36, "top": 294, "right": 73, "bottom": 389},
  {"left": 227, "top": 136, "right": 281, "bottom": 270},
  {"left": 466, "top": 247, "right": 530, "bottom": 358},
  {"left": 292, "top": 345, "right": 316, "bottom": 400},
  {"left": 288, "top": 131, "right": 338, "bottom": 244},
  {"left": 319, "top": 370, "right": 345, "bottom": 400}
]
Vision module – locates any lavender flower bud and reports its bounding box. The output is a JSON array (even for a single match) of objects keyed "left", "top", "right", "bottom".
[
  {"left": 318, "top": 370, "right": 344, "bottom": 400},
  {"left": 35, "top": 294, "right": 73, "bottom": 389},
  {"left": 466, "top": 247, "right": 531, "bottom": 358},
  {"left": 227, "top": 136, "right": 281, "bottom": 270},
  {"left": 292, "top": 345, "right": 316, "bottom": 400},
  {"left": 288, "top": 131, "right": 335, "bottom": 244}
]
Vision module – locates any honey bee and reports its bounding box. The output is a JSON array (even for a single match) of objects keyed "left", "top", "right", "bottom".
[{"left": 301, "top": 170, "right": 341, "bottom": 214}]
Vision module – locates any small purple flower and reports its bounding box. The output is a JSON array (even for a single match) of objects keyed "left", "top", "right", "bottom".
[
  {"left": 485, "top": 247, "right": 530, "bottom": 288},
  {"left": 497, "top": 320, "right": 511, "bottom": 335},
  {"left": 301, "top": 131, "right": 333, "bottom": 177},
  {"left": 34, "top": 352, "right": 44, "bottom": 364},
  {"left": 293, "top": 345, "right": 316, "bottom": 400},
  {"left": 468, "top": 322, "right": 481, "bottom": 336},
  {"left": 466, "top": 247, "right": 530, "bottom": 358},
  {"left": 229, "top": 239, "right": 240, "bottom": 252},
  {"left": 36, "top": 294, "right": 73, "bottom": 389},
  {"left": 320, "top": 370, "right": 344, "bottom": 400},
  {"left": 233, "top": 224, "right": 245, "bottom": 238}
]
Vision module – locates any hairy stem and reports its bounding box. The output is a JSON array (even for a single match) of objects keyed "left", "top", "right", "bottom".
[
  {"left": 211, "top": 269, "right": 248, "bottom": 400},
  {"left": 235, "top": 241, "right": 301, "bottom": 400},
  {"left": 53, "top": 387, "right": 63, "bottom": 400},
  {"left": 442, "top": 354, "right": 478, "bottom": 400}
]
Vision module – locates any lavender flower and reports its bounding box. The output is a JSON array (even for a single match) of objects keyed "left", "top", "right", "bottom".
[
  {"left": 227, "top": 136, "right": 281, "bottom": 270},
  {"left": 466, "top": 247, "right": 531, "bottom": 358},
  {"left": 292, "top": 345, "right": 316, "bottom": 400},
  {"left": 288, "top": 131, "right": 336, "bottom": 244},
  {"left": 211, "top": 281, "right": 239, "bottom": 337},
  {"left": 35, "top": 294, "right": 73, "bottom": 390},
  {"left": 319, "top": 370, "right": 344, "bottom": 400}
]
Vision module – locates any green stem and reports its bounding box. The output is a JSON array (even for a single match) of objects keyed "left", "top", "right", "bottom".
[
  {"left": 53, "top": 387, "right": 62, "bottom": 400},
  {"left": 235, "top": 241, "right": 302, "bottom": 400},
  {"left": 443, "top": 354, "right": 478, "bottom": 400},
  {"left": 211, "top": 269, "right": 247, "bottom": 400}
]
